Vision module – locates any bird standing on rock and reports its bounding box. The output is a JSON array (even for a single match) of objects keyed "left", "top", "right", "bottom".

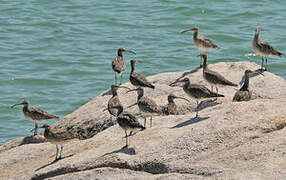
[
  {"left": 127, "top": 87, "right": 162, "bottom": 127},
  {"left": 117, "top": 112, "right": 145, "bottom": 148},
  {"left": 181, "top": 27, "right": 220, "bottom": 67},
  {"left": 163, "top": 93, "right": 190, "bottom": 115},
  {"left": 171, "top": 78, "right": 224, "bottom": 117},
  {"left": 201, "top": 54, "right": 237, "bottom": 95},
  {"left": 130, "top": 59, "right": 155, "bottom": 89},
  {"left": 253, "top": 26, "right": 283, "bottom": 71},
  {"left": 233, "top": 70, "right": 253, "bottom": 102},
  {"left": 11, "top": 100, "right": 59, "bottom": 135},
  {"left": 107, "top": 85, "right": 131, "bottom": 118},
  {"left": 40, "top": 124, "right": 76, "bottom": 161},
  {"left": 112, "top": 48, "right": 136, "bottom": 85}
]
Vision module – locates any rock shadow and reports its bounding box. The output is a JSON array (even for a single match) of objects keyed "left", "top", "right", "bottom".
[
  {"left": 239, "top": 69, "right": 265, "bottom": 86},
  {"left": 34, "top": 155, "right": 73, "bottom": 171},
  {"left": 171, "top": 116, "right": 209, "bottom": 129},
  {"left": 20, "top": 135, "right": 46, "bottom": 146},
  {"left": 101, "top": 89, "right": 112, "bottom": 96},
  {"left": 196, "top": 99, "right": 221, "bottom": 111},
  {"left": 104, "top": 146, "right": 136, "bottom": 156}
]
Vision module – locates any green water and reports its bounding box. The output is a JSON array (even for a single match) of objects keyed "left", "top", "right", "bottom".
[{"left": 1, "top": 0, "right": 285, "bottom": 144}]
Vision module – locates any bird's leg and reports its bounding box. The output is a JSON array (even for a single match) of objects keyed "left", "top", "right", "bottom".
[
  {"left": 261, "top": 57, "right": 264, "bottom": 71},
  {"left": 34, "top": 122, "right": 38, "bottom": 136},
  {"left": 124, "top": 130, "right": 128, "bottom": 148},
  {"left": 195, "top": 100, "right": 199, "bottom": 118},
  {"left": 59, "top": 145, "right": 63, "bottom": 159},
  {"left": 199, "top": 51, "right": 202, "bottom": 67},
  {"left": 211, "top": 85, "right": 213, "bottom": 92},
  {"left": 55, "top": 145, "right": 59, "bottom": 161},
  {"left": 114, "top": 73, "right": 117, "bottom": 85},
  {"left": 150, "top": 116, "right": 152, "bottom": 128},
  {"left": 265, "top": 56, "right": 268, "bottom": 71},
  {"left": 120, "top": 73, "right": 123, "bottom": 85},
  {"left": 129, "top": 131, "right": 133, "bottom": 136},
  {"left": 144, "top": 116, "right": 146, "bottom": 128},
  {"left": 215, "top": 86, "right": 219, "bottom": 100}
]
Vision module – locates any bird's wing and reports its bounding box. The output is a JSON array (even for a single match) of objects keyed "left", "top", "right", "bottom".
[
  {"left": 204, "top": 70, "right": 237, "bottom": 86},
  {"left": 258, "top": 40, "right": 282, "bottom": 56},
  {"left": 188, "top": 84, "right": 219, "bottom": 98},
  {"left": 139, "top": 97, "right": 162, "bottom": 113},
  {"left": 130, "top": 72, "right": 154, "bottom": 88},
  {"left": 121, "top": 112, "right": 144, "bottom": 129},
  {"left": 112, "top": 56, "right": 126, "bottom": 73},
  {"left": 198, "top": 35, "right": 219, "bottom": 49},
  {"left": 29, "top": 107, "right": 58, "bottom": 120}
]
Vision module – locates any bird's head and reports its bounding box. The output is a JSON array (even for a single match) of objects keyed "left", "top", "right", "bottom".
[{"left": 11, "top": 100, "right": 30, "bottom": 108}]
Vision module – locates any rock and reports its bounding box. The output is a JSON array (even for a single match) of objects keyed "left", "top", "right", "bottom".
[
  {"left": 0, "top": 135, "right": 46, "bottom": 153},
  {"left": 1, "top": 61, "right": 286, "bottom": 179}
]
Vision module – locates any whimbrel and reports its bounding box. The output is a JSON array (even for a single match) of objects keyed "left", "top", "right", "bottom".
[
  {"left": 11, "top": 100, "right": 59, "bottom": 135},
  {"left": 40, "top": 124, "right": 75, "bottom": 161},
  {"left": 181, "top": 27, "right": 220, "bottom": 67},
  {"left": 253, "top": 26, "right": 283, "bottom": 71},
  {"left": 117, "top": 112, "right": 145, "bottom": 148},
  {"left": 163, "top": 93, "right": 190, "bottom": 115},
  {"left": 233, "top": 70, "right": 253, "bottom": 102},
  {"left": 201, "top": 54, "right": 237, "bottom": 95},
  {"left": 108, "top": 85, "right": 131, "bottom": 117},
  {"left": 130, "top": 59, "right": 155, "bottom": 89},
  {"left": 127, "top": 87, "right": 162, "bottom": 127},
  {"left": 171, "top": 78, "right": 224, "bottom": 117},
  {"left": 112, "top": 48, "right": 136, "bottom": 85}
]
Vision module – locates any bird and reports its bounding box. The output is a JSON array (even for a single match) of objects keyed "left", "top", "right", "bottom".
[
  {"left": 163, "top": 93, "right": 190, "bottom": 115},
  {"left": 117, "top": 112, "right": 145, "bottom": 148},
  {"left": 253, "top": 26, "right": 283, "bottom": 71},
  {"left": 11, "top": 100, "right": 59, "bottom": 135},
  {"left": 171, "top": 78, "right": 224, "bottom": 117},
  {"left": 127, "top": 87, "right": 162, "bottom": 127},
  {"left": 233, "top": 70, "right": 253, "bottom": 102},
  {"left": 129, "top": 59, "right": 155, "bottom": 89},
  {"left": 40, "top": 124, "right": 76, "bottom": 161},
  {"left": 181, "top": 27, "right": 220, "bottom": 67},
  {"left": 112, "top": 48, "right": 136, "bottom": 85},
  {"left": 201, "top": 54, "right": 237, "bottom": 95},
  {"left": 107, "top": 85, "right": 131, "bottom": 117}
]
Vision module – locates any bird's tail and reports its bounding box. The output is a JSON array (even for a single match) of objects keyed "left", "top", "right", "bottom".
[
  {"left": 139, "top": 125, "right": 146, "bottom": 130},
  {"left": 149, "top": 84, "right": 155, "bottom": 89},
  {"left": 277, "top": 51, "right": 284, "bottom": 57}
]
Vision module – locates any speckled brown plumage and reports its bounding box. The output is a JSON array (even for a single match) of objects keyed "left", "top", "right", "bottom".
[
  {"left": 130, "top": 59, "right": 155, "bottom": 89},
  {"left": 112, "top": 48, "right": 136, "bottom": 85},
  {"left": 117, "top": 112, "right": 145, "bottom": 148},
  {"left": 108, "top": 85, "right": 124, "bottom": 117},
  {"left": 253, "top": 27, "right": 283, "bottom": 71},
  {"left": 128, "top": 87, "right": 161, "bottom": 127},
  {"left": 181, "top": 27, "right": 220, "bottom": 67},
  {"left": 202, "top": 54, "right": 237, "bottom": 94},
  {"left": 11, "top": 100, "right": 59, "bottom": 135},
  {"left": 176, "top": 78, "right": 224, "bottom": 117},
  {"left": 40, "top": 124, "right": 75, "bottom": 161},
  {"left": 233, "top": 70, "right": 253, "bottom": 102},
  {"left": 163, "top": 93, "right": 190, "bottom": 115}
]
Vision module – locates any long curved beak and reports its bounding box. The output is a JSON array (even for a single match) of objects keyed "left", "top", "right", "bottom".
[
  {"left": 11, "top": 103, "right": 22, "bottom": 108},
  {"left": 169, "top": 79, "right": 183, "bottom": 86},
  {"left": 174, "top": 96, "right": 190, "bottom": 103},
  {"left": 126, "top": 50, "right": 136, "bottom": 55},
  {"left": 181, "top": 28, "right": 193, "bottom": 34}
]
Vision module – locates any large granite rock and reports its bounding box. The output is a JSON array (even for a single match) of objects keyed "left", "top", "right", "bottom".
[{"left": 1, "top": 61, "right": 286, "bottom": 179}]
